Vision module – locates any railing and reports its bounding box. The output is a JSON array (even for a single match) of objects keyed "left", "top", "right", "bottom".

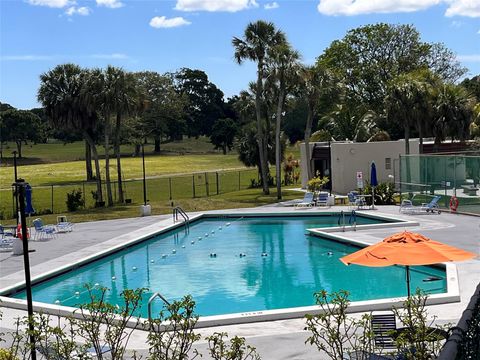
[
  {"left": 438, "top": 282, "right": 480, "bottom": 359},
  {"left": 349, "top": 210, "right": 357, "bottom": 231},
  {"left": 147, "top": 292, "right": 171, "bottom": 321},
  {"left": 173, "top": 206, "right": 189, "bottom": 232}
]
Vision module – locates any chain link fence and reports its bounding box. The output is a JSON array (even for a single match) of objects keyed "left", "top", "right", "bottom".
[
  {"left": 0, "top": 168, "right": 260, "bottom": 220},
  {"left": 399, "top": 153, "right": 480, "bottom": 214}
]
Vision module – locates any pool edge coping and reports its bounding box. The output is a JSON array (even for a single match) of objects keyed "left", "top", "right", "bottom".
[{"left": 0, "top": 210, "right": 459, "bottom": 328}]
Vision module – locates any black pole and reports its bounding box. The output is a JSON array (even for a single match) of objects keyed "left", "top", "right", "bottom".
[
  {"left": 406, "top": 265, "right": 411, "bottom": 298},
  {"left": 16, "top": 180, "right": 37, "bottom": 360},
  {"left": 142, "top": 144, "right": 147, "bottom": 206},
  {"left": 13, "top": 151, "right": 19, "bottom": 224}
]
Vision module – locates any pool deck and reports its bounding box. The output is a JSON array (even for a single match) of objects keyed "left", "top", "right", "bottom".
[{"left": 0, "top": 205, "right": 478, "bottom": 359}]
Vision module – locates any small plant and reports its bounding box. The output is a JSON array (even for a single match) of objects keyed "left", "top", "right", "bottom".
[
  {"left": 307, "top": 174, "right": 329, "bottom": 198},
  {"left": 0, "top": 348, "right": 19, "bottom": 360},
  {"left": 304, "top": 290, "right": 374, "bottom": 360},
  {"left": 74, "top": 285, "right": 146, "bottom": 360},
  {"left": 363, "top": 181, "right": 396, "bottom": 205},
  {"left": 283, "top": 154, "right": 300, "bottom": 186},
  {"left": 66, "top": 188, "right": 84, "bottom": 212},
  {"left": 392, "top": 290, "right": 449, "bottom": 360},
  {"left": 146, "top": 295, "right": 201, "bottom": 360},
  {"left": 206, "top": 332, "right": 261, "bottom": 360}
]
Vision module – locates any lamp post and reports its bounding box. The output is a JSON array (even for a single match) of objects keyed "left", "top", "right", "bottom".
[
  {"left": 13, "top": 151, "right": 19, "bottom": 224},
  {"left": 142, "top": 144, "right": 147, "bottom": 206},
  {"left": 140, "top": 144, "right": 151, "bottom": 216},
  {"left": 14, "top": 179, "right": 37, "bottom": 360}
]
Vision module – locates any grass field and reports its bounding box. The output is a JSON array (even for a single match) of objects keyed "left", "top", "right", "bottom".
[{"left": 0, "top": 138, "right": 303, "bottom": 221}]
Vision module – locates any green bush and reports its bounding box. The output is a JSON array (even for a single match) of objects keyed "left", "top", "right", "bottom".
[
  {"left": 66, "top": 188, "right": 84, "bottom": 212},
  {"left": 363, "top": 181, "right": 396, "bottom": 205}
]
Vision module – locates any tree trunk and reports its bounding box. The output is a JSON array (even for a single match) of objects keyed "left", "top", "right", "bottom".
[
  {"left": 256, "top": 62, "right": 269, "bottom": 195},
  {"left": 134, "top": 144, "right": 141, "bottom": 157},
  {"left": 304, "top": 106, "right": 314, "bottom": 180},
  {"left": 154, "top": 136, "right": 161, "bottom": 153},
  {"left": 104, "top": 115, "right": 113, "bottom": 207},
  {"left": 85, "top": 139, "right": 93, "bottom": 181},
  {"left": 114, "top": 113, "right": 124, "bottom": 203},
  {"left": 16, "top": 140, "right": 22, "bottom": 158},
  {"left": 275, "top": 86, "right": 286, "bottom": 200},
  {"left": 222, "top": 145, "right": 227, "bottom": 155},
  {"left": 83, "top": 131, "right": 103, "bottom": 203}
]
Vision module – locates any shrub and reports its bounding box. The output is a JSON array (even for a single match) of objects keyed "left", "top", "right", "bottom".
[
  {"left": 307, "top": 175, "right": 329, "bottom": 197},
  {"left": 363, "top": 181, "right": 396, "bottom": 205},
  {"left": 66, "top": 189, "right": 84, "bottom": 212}
]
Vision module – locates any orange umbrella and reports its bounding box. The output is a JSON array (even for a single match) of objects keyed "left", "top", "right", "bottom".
[{"left": 340, "top": 231, "right": 476, "bottom": 297}]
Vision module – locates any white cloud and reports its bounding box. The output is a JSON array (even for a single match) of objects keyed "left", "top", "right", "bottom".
[
  {"left": 450, "top": 20, "right": 463, "bottom": 27},
  {"left": 175, "top": 0, "right": 258, "bottom": 12},
  {"left": 317, "top": 0, "right": 441, "bottom": 16},
  {"left": 264, "top": 2, "right": 279, "bottom": 10},
  {"left": 316, "top": 0, "right": 480, "bottom": 17},
  {"left": 445, "top": 0, "right": 480, "bottom": 17},
  {"left": 96, "top": 0, "right": 124, "bottom": 9},
  {"left": 90, "top": 53, "right": 128, "bottom": 59},
  {"left": 27, "top": 0, "right": 74, "bottom": 8},
  {"left": 150, "top": 16, "right": 191, "bottom": 28},
  {"left": 65, "top": 6, "right": 91, "bottom": 16},
  {"left": 457, "top": 54, "right": 480, "bottom": 62},
  {"left": 0, "top": 55, "right": 54, "bottom": 61}
]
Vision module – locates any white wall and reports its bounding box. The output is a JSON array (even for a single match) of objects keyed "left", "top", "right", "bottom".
[
  {"left": 299, "top": 140, "right": 420, "bottom": 193},
  {"left": 330, "top": 140, "right": 419, "bottom": 194}
]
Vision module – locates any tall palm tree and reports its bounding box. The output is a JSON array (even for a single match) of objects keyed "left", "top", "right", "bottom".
[
  {"left": 299, "top": 65, "right": 336, "bottom": 179},
  {"left": 38, "top": 64, "right": 104, "bottom": 203},
  {"left": 267, "top": 43, "right": 300, "bottom": 199},
  {"left": 233, "top": 20, "right": 287, "bottom": 195}
]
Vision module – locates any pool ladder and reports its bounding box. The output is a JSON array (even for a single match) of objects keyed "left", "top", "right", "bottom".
[
  {"left": 173, "top": 206, "right": 190, "bottom": 232},
  {"left": 148, "top": 292, "right": 170, "bottom": 321},
  {"left": 337, "top": 210, "right": 356, "bottom": 232}
]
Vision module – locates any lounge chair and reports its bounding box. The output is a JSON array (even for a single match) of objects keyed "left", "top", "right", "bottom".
[
  {"left": 316, "top": 192, "right": 330, "bottom": 207},
  {"left": 400, "top": 195, "right": 441, "bottom": 215},
  {"left": 0, "top": 225, "right": 15, "bottom": 252},
  {"left": 56, "top": 215, "right": 73, "bottom": 233},
  {"left": 348, "top": 191, "right": 366, "bottom": 210},
  {"left": 295, "top": 192, "right": 315, "bottom": 208},
  {"left": 372, "top": 312, "right": 397, "bottom": 350},
  {"left": 32, "top": 218, "right": 57, "bottom": 240}
]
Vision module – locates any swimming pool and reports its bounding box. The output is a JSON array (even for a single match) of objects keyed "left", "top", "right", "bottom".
[{"left": 11, "top": 214, "right": 446, "bottom": 318}]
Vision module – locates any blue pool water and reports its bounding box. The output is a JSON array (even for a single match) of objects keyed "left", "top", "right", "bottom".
[{"left": 12, "top": 215, "right": 446, "bottom": 317}]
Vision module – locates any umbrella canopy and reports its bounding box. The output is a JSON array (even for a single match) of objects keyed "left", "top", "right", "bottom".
[
  {"left": 341, "top": 231, "right": 475, "bottom": 267},
  {"left": 25, "top": 184, "right": 35, "bottom": 215},
  {"left": 340, "top": 231, "right": 476, "bottom": 296},
  {"left": 370, "top": 162, "right": 378, "bottom": 187}
]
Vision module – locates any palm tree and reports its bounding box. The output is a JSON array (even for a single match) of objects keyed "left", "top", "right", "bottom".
[
  {"left": 299, "top": 65, "right": 336, "bottom": 179},
  {"left": 233, "top": 20, "right": 287, "bottom": 195},
  {"left": 433, "top": 83, "right": 475, "bottom": 149},
  {"left": 267, "top": 43, "right": 300, "bottom": 199},
  {"left": 38, "top": 64, "right": 104, "bottom": 203}
]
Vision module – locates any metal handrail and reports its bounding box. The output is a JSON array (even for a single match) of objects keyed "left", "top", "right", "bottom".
[
  {"left": 349, "top": 210, "right": 357, "bottom": 231},
  {"left": 173, "top": 206, "right": 190, "bottom": 230},
  {"left": 337, "top": 210, "right": 345, "bottom": 232},
  {"left": 148, "top": 292, "right": 171, "bottom": 321}
]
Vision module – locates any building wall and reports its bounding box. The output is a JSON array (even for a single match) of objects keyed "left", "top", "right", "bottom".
[{"left": 300, "top": 140, "right": 420, "bottom": 193}]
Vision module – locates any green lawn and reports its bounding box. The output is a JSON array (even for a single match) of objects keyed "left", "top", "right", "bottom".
[{"left": 0, "top": 187, "right": 303, "bottom": 225}]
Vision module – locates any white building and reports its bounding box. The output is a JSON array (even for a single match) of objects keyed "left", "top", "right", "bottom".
[{"left": 300, "top": 139, "right": 420, "bottom": 194}]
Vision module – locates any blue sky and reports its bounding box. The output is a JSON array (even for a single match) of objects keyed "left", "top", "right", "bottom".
[{"left": 1, "top": 0, "right": 479, "bottom": 109}]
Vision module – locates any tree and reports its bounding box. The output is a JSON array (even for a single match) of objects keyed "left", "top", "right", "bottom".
[
  {"left": 233, "top": 20, "right": 287, "bottom": 195},
  {"left": 38, "top": 64, "right": 104, "bottom": 204},
  {"left": 433, "top": 83, "right": 475, "bottom": 148},
  {"left": 299, "top": 64, "right": 338, "bottom": 179},
  {"left": 174, "top": 68, "right": 225, "bottom": 138},
  {"left": 319, "top": 23, "right": 467, "bottom": 137},
  {"left": 267, "top": 42, "right": 300, "bottom": 199},
  {"left": 0, "top": 109, "right": 42, "bottom": 157},
  {"left": 210, "top": 118, "right": 238, "bottom": 154},
  {"left": 135, "top": 71, "right": 187, "bottom": 151}
]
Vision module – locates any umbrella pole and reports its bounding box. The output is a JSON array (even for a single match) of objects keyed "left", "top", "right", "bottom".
[{"left": 406, "top": 265, "right": 411, "bottom": 298}]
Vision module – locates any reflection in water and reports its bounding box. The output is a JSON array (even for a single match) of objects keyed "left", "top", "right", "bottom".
[{"left": 15, "top": 216, "right": 446, "bottom": 317}]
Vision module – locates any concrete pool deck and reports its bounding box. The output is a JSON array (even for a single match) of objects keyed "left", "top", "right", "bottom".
[{"left": 0, "top": 205, "right": 479, "bottom": 359}]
